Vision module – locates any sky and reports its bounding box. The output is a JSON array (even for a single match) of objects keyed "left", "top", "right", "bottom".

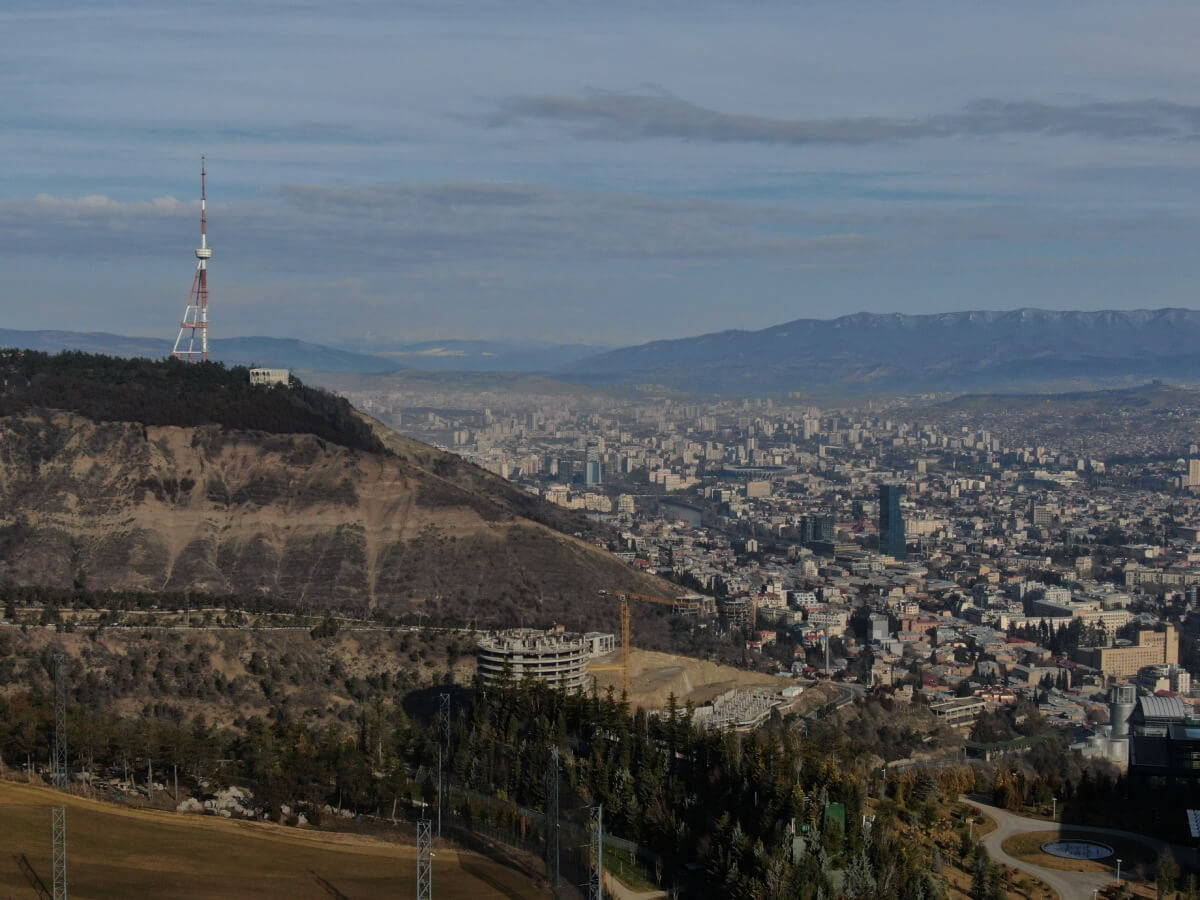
[{"left": 3, "top": 0, "right": 1200, "bottom": 347}]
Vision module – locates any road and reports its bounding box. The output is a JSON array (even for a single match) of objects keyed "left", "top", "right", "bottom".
[{"left": 962, "top": 794, "right": 1186, "bottom": 900}]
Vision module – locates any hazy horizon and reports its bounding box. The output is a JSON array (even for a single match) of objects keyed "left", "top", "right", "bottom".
[{"left": 4, "top": 0, "right": 1200, "bottom": 345}]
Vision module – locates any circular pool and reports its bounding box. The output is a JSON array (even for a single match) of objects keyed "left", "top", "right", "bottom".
[{"left": 1041, "top": 839, "right": 1114, "bottom": 860}]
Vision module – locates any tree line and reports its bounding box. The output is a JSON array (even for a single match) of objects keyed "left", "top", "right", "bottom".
[{"left": 0, "top": 349, "right": 386, "bottom": 454}]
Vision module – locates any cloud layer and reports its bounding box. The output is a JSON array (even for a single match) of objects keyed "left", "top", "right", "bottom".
[
  {"left": 3, "top": 0, "right": 1200, "bottom": 342},
  {"left": 489, "top": 94, "right": 1200, "bottom": 146}
]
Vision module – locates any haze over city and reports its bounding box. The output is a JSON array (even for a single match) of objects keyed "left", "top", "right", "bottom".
[
  {"left": 7, "top": 3, "right": 1200, "bottom": 899},
  {"left": 4, "top": 0, "right": 1200, "bottom": 345}
]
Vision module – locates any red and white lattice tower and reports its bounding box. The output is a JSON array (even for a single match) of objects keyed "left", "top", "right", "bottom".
[{"left": 172, "top": 157, "right": 212, "bottom": 362}]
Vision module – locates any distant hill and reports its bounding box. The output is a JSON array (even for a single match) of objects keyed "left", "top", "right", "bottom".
[
  {"left": 0, "top": 329, "right": 607, "bottom": 374},
  {"left": 331, "top": 338, "right": 609, "bottom": 372},
  {"left": 0, "top": 351, "right": 676, "bottom": 624},
  {"left": 564, "top": 308, "right": 1200, "bottom": 393}
]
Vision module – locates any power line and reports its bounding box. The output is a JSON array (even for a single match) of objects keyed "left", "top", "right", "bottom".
[
  {"left": 416, "top": 819, "right": 432, "bottom": 900},
  {"left": 588, "top": 804, "right": 603, "bottom": 900},
  {"left": 546, "top": 746, "right": 560, "bottom": 895},
  {"left": 438, "top": 692, "right": 450, "bottom": 838},
  {"left": 51, "top": 805, "right": 67, "bottom": 900},
  {"left": 53, "top": 653, "right": 67, "bottom": 790}
]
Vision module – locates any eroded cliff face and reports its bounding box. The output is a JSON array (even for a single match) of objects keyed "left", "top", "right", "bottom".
[{"left": 0, "top": 411, "right": 665, "bottom": 623}]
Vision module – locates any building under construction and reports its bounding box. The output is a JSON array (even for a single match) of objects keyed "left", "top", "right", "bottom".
[{"left": 476, "top": 627, "right": 593, "bottom": 690}]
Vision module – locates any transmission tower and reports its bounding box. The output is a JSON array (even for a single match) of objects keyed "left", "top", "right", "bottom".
[
  {"left": 588, "top": 804, "right": 603, "bottom": 900},
  {"left": 437, "top": 692, "right": 450, "bottom": 837},
  {"left": 545, "top": 747, "right": 560, "bottom": 893},
  {"left": 172, "top": 157, "right": 212, "bottom": 362},
  {"left": 416, "top": 819, "right": 432, "bottom": 900},
  {"left": 53, "top": 653, "right": 67, "bottom": 789},
  {"left": 51, "top": 805, "right": 67, "bottom": 900}
]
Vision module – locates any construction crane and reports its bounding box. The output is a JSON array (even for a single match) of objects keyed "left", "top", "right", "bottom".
[{"left": 599, "top": 591, "right": 715, "bottom": 698}]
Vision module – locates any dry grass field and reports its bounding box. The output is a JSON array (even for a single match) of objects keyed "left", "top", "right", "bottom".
[{"left": 0, "top": 780, "right": 546, "bottom": 899}]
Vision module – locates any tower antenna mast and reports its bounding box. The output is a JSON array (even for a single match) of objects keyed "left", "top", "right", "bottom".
[{"left": 172, "top": 157, "right": 212, "bottom": 362}]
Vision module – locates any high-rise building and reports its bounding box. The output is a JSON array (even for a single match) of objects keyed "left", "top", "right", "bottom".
[
  {"left": 585, "top": 440, "right": 603, "bottom": 486},
  {"left": 879, "top": 484, "right": 906, "bottom": 560},
  {"left": 1188, "top": 458, "right": 1200, "bottom": 488},
  {"left": 811, "top": 514, "right": 836, "bottom": 544}
]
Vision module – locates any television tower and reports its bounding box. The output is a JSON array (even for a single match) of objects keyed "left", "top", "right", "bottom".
[{"left": 172, "top": 157, "right": 212, "bottom": 362}]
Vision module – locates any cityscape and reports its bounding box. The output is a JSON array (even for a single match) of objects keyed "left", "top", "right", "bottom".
[{"left": 4, "top": 1, "right": 1200, "bottom": 898}]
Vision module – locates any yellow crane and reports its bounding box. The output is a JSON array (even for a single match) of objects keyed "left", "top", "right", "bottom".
[{"left": 599, "top": 591, "right": 714, "bottom": 698}]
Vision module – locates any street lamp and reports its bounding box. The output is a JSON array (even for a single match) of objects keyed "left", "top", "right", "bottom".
[
  {"left": 1052, "top": 795, "right": 1057, "bottom": 820},
  {"left": 1116, "top": 857, "right": 1123, "bottom": 883}
]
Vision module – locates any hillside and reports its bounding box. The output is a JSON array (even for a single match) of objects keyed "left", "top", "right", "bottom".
[
  {"left": 0, "top": 352, "right": 676, "bottom": 624},
  {"left": 565, "top": 307, "right": 1200, "bottom": 393},
  {"left": 0, "top": 331, "right": 401, "bottom": 374},
  {"left": 0, "top": 780, "right": 542, "bottom": 899}
]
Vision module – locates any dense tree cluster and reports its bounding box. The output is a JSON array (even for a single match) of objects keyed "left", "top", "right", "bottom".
[
  {"left": 0, "top": 350, "right": 386, "bottom": 454},
  {"left": 0, "top": 667, "right": 956, "bottom": 899}
]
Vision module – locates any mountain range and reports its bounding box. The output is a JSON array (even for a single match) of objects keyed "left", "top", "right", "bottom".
[
  {"left": 561, "top": 308, "right": 1200, "bottom": 393},
  {"left": 0, "top": 329, "right": 606, "bottom": 375},
  {"left": 6, "top": 308, "right": 1200, "bottom": 392}
]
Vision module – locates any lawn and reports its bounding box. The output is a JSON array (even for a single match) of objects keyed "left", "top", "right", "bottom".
[
  {"left": 604, "top": 845, "right": 661, "bottom": 893},
  {"left": 0, "top": 779, "right": 546, "bottom": 899},
  {"left": 1001, "top": 828, "right": 1156, "bottom": 875}
]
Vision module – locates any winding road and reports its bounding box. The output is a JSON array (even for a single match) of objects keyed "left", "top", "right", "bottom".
[{"left": 962, "top": 794, "right": 1191, "bottom": 900}]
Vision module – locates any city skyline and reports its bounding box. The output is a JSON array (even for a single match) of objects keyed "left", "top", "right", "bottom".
[{"left": 3, "top": 1, "right": 1200, "bottom": 346}]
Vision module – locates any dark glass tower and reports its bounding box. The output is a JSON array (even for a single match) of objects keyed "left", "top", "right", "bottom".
[{"left": 879, "top": 484, "right": 906, "bottom": 559}]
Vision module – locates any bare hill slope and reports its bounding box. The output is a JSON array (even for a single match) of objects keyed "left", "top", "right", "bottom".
[{"left": 0, "top": 407, "right": 673, "bottom": 624}]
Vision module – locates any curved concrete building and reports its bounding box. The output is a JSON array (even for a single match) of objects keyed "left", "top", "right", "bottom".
[{"left": 476, "top": 628, "right": 591, "bottom": 691}]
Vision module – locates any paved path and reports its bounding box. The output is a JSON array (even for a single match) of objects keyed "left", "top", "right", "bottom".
[
  {"left": 965, "top": 798, "right": 1111, "bottom": 900},
  {"left": 960, "top": 794, "right": 1193, "bottom": 900},
  {"left": 603, "top": 872, "right": 666, "bottom": 900}
]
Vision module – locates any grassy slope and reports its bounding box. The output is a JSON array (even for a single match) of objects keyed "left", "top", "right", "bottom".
[{"left": 0, "top": 780, "right": 544, "bottom": 900}]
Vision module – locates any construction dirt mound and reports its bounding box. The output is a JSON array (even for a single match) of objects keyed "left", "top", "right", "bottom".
[{"left": 590, "top": 648, "right": 789, "bottom": 709}]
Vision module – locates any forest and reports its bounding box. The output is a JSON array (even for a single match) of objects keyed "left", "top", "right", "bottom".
[
  {"left": 0, "top": 349, "right": 386, "bottom": 454},
  {"left": 0, "top": 658, "right": 964, "bottom": 899},
  {"left": 2, "top": 626, "right": 1181, "bottom": 897}
]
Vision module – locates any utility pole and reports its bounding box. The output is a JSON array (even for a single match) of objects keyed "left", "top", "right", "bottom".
[
  {"left": 546, "top": 747, "right": 560, "bottom": 894},
  {"left": 589, "top": 805, "right": 603, "bottom": 900},
  {"left": 51, "top": 805, "right": 67, "bottom": 900},
  {"left": 416, "top": 819, "right": 432, "bottom": 900},
  {"left": 438, "top": 692, "right": 450, "bottom": 837},
  {"left": 51, "top": 654, "right": 69, "bottom": 899},
  {"left": 53, "top": 653, "right": 67, "bottom": 789}
]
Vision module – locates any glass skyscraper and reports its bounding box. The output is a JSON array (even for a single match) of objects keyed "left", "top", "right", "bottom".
[{"left": 879, "top": 484, "right": 906, "bottom": 559}]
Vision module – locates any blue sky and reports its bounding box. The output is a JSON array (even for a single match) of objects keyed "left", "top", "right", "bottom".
[{"left": 3, "top": 0, "right": 1199, "bottom": 346}]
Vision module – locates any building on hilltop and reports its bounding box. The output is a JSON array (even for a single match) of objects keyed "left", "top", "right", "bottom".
[{"left": 249, "top": 367, "right": 290, "bottom": 387}]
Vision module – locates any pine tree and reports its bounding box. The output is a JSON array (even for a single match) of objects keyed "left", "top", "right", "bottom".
[{"left": 843, "top": 850, "right": 877, "bottom": 899}]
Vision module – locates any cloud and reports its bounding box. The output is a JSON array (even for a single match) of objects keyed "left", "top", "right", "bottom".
[
  {"left": 487, "top": 93, "right": 1200, "bottom": 146},
  {"left": 0, "top": 182, "right": 869, "bottom": 268}
]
